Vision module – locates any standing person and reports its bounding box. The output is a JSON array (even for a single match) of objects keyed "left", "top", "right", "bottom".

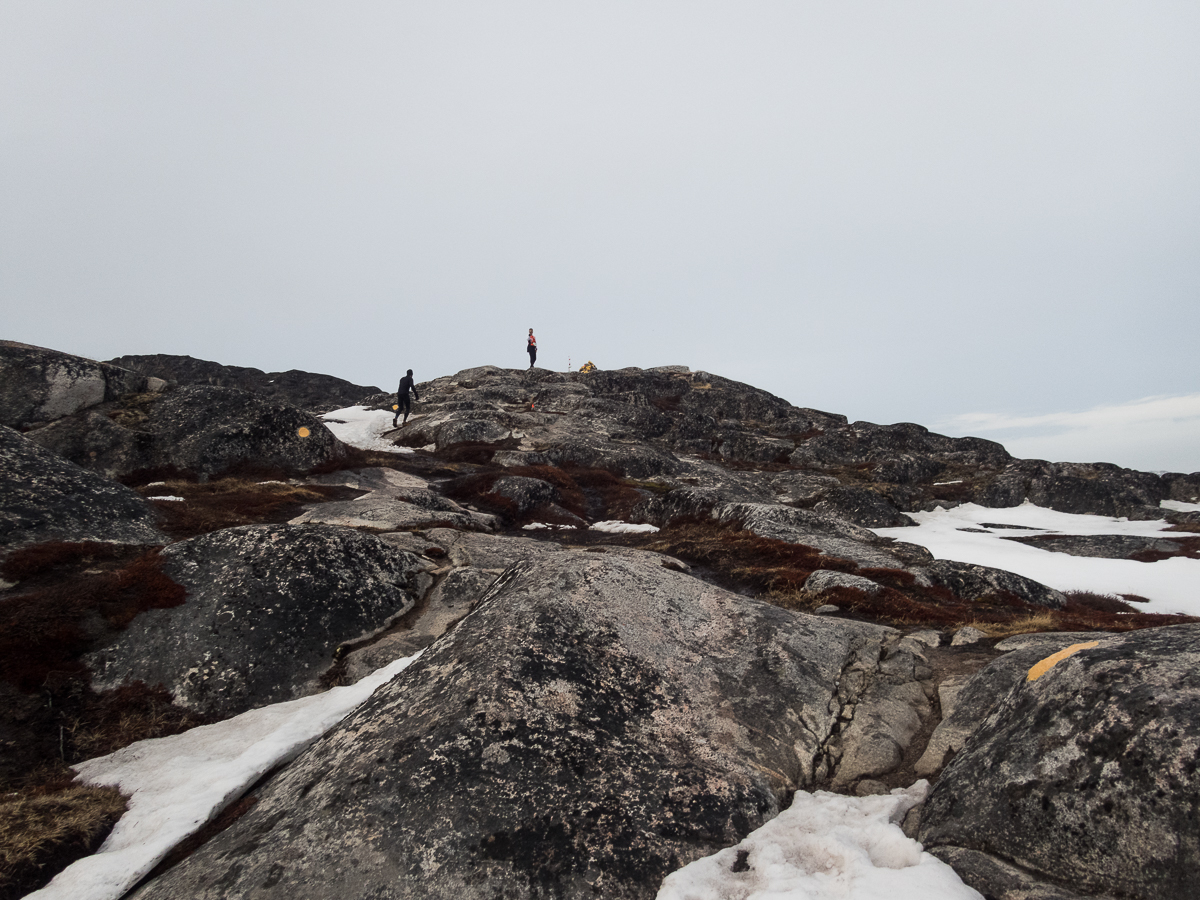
[
  {"left": 392, "top": 369, "right": 419, "bottom": 427},
  {"left": 527, "top": 328, "right": 537, "bottom": 369}
]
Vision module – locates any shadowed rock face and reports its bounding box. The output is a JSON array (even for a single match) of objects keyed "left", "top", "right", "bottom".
[
  {"left": 130, "top": 552, "right": 901, "bottom": 900},
  {"left": 25, "top": 383, "right": 346, "bottom": 479},
  {"left": 980, "top": 459, "right": 1169, "bottom": 519},
  {"left": 920, "top": 624, "right": 1200, "bottom": 900},
  {"left": 917, "top": 559, "right": 1068, "bottom": 609},
  {"left": 0, "top": 424, "right": 164, "bottom": 552},
  {"left": 86, "top": 524, "right": 430, "bottom": 717},
  {"left": 1002, "top": 532, "right": 1199, "bottom": 561},
  {"left": 108, "top": 353, "right": 382, "bottom": 413},
  {"left": 0, "top": 342, "right": 156, "bottom": 430}
]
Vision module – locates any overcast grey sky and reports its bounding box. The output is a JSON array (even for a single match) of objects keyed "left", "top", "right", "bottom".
[{"left": 3, "top": 2, "right": 1198, "bottom": 472}]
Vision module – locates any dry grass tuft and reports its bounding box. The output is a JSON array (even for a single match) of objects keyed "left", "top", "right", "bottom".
[
  {"left": 64, "top": 682, "right": 211, "bottom": 762},
  {"left": 963, "top": 612, "right": 1059, "bottom": 638},
  {"left": 0, "top": 783, "right": 127, "bottom": 900}
]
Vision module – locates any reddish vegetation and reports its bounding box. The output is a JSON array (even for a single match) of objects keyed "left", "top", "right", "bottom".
[
  {"left": 628, "top": 520, "right": 1200, "bottom": 633},
  {"left": 132, "top": 479, "right": 360, "bottom": 539},
  {"left": 1130, "top": 536, "right": 1200, "bottom": 562},
  {"left": 1, "top": 545, "right": 185, "bottom": 692}
]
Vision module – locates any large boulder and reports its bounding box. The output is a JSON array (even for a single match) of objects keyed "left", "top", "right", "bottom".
[
  {"left": 920, "top": 624, "right": 1200, "bottom": 900},
  {"left": 917, "top": 558, "right": 1067, "bottom": 609},
  {"left": 788, "top": 420, "right": 1011, "bottom": 473},
  {"left": 129, "top": 552, "right": 905, "bottom": 900},
  {"left": 811, "top": 485, "right": 917, "bottom": 528},
  {"left": 977, "top": 460, "right": 1168, "bottom": 519},
  {"left": 25, "top": 383, "right": 346, "bottom": 479},
  {"left": 1001, "top": 533, "right": 1195, "bottom": 561},
  {"left": 0, "top": 341, "right": 157, "bottom": 430},
  {"left": 914, "top": 633, "right": 1109, "bottom": 778},
  {"left": 714, "top": 501, "right": 906, "bottom": 568},
  {"left": 0, "top": 424, "right": 164, "bottom": 553},
  {"left": 86, "top": 524, "right": 430, "bottom": 718}
]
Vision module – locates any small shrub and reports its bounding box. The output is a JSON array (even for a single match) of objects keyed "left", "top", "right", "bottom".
[{"left": 1063, "top": 590, "right": 1140, "bottom": 614}]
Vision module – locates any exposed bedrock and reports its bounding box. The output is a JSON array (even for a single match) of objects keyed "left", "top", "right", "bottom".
[
  {"left": 129, "top": 552, "right": 929, "bottom": 900},
  {"left": 977, "top": 459, "right": 1170, "bottom": 519},
  {"left": 24, "top": 383, "right": 345, "bottom": 479},
  {"left": 86, "top": 524, "right": 431, "bottom": 718},
  {"left": 920, "top": 624, "right": 1200, "bottom": 900},
  {"left": 915, "top": 559, "right": 1068, "bottom": 610},
  {"left": 377, "top": 365, "right": 1198, "bottom": 526},
  {"left": 0, "top": 341, "right": 161, "bottom": 430},
  {"left": 0, "top": 423, "right": 164, "bottom": 552},
  {"left": 108, "top": 352, "right": 382, "bottom": 414}
]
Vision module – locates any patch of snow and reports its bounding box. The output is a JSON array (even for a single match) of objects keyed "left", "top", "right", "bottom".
[
  {"left": 320, "top": 405, "right": 416, "bottom": 454},
  {"left": 874, "top": 501, "right": 1200, "bottom": 616},
  {"left": 1162, "top": 499, "right": 1200, "bottom": 513},
  {"left": 591, "top": 520, "right": 660, "bottom": 534},
  {"left": 656, "top": 781, "right": 981, "bottom": 900},
  {"left": 28, "top": 652, "right": 423, "bottom": 900},
  {"left": 146, "top": 496, "right": 185, "bottom": 502},
  {"left": 522, "top": 522, "right": 572, "bottom": 531}
]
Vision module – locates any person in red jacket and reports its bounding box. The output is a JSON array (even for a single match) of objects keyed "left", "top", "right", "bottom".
[{"left": 527, "top": 329, "right": 537, "bottom": 369}]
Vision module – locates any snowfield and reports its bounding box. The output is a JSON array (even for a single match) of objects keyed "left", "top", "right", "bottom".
[
  {"left": 873, "top": 501, "right": 1200, "bottom": 617},
  {"left": 657, "top": 782, "right": 982, "bottom": 900},
  {"left": 27, "top": 653, "right": 423, "bottom": 900},
  {"left": 320, "top": 405, "right": 416, "bottom": 454}
]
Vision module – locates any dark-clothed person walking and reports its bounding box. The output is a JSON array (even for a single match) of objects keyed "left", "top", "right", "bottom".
[
  {"left": 393, "top": 369, "right": 419, "bottom": 426},
  {"left": 527, "top": 329, "right": 537, "bottom": 368}
]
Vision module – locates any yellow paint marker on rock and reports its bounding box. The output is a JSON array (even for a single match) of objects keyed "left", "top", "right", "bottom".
[
  {"left": 1027, "top": 641, "right": 1100, "bottom": 682},
  {"left": 297, "top": 427, "right": 311, "bottom": 438}
]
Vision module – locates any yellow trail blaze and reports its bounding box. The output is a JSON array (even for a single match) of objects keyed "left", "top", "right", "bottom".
[
  {"left": 297, "top": 427, "right": 311, "bottom": 438},
  {"left": 1027, "top": 641, "right": 1100, "bottom": 682}
]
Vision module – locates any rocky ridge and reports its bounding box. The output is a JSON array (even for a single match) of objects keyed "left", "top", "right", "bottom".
[
  {"left": 108, "top": 353, "right": 383, "bottom": 414},
  {"left": 1, "top": 345, "right": 1198, "bottom": 900}
]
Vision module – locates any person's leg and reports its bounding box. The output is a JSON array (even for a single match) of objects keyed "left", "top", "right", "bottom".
[
  {"left": 393, "top": 396, "right": 401, "bottom": 426},
  {"left": 400, "top": 395, "right": 411, "bottom": 424}
]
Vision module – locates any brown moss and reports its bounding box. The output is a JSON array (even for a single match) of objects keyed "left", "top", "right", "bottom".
[
  {"left": 1, "top": 541, "right": 133, "bottom": 582},
  {"left": 0, "top": 548, "right": 185, "bottom": 692},
  {"left": 1062, "top": 590, "right": 1140, "bottom": 614},
  {"left": 138, "top": 478, "right": 358, "bottom": 539}
]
